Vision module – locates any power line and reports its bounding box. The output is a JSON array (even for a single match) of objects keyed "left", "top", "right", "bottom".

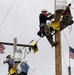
[
  {"left": 0, "top": 0, "right": 16, "bottom": 26},
  {"left": 65, "top": 0, "right": 74, "bottom": 9}
]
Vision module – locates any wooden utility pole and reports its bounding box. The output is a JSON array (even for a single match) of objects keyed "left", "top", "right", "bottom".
[
  {"left": 55, "top": 0, "right": 62, "bottom": 75},
  {"left": 55, "top": 30, "right": 62, "bottom": 75},
  {"left": 13, "top": 38, "right": 18, "bottom": 75},
  {"left": 13, "top": 38, "right": 17, "bottom": 57}
]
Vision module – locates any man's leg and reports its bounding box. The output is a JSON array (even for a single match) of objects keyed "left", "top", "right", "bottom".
[{"left": 46, "top": 33, "right": 58, "bottom": 47}]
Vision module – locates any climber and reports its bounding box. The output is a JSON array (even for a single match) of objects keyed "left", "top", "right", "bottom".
[
  {"left": 61, "top": 4, "right": 74, "bottom": 27},
  {"left": 3, "top": 55, "right": 14, "bottom": 71},
  {"left": 37, "top": 9, "right": 58, "bottom": 47},
  {"left": 20, "top": 59, "right": 29, "bottom": 75}
]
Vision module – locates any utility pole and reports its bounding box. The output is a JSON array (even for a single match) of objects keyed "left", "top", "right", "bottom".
[
  {"left": 13, "top": 38, "right": 17, "bottom": 57},
  {"left": 68, "top": 66, "right": 71, "bottom": 75},
  {"left": 54, "top": 1, "right": 71, "bottom": 75},
  {"left": 13, "top": 38, "right": 18, "bottom": 75},
  {"left": 54, "top": 0, "right": 62, "bottom": 75},
  {"left": 55, "top": 30, "right": 62, "bottom": 75}
]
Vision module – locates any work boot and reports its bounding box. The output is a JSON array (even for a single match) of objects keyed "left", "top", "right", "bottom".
[
  {"left": 52, "top": 42, "right": 58, "bottom": 47},
  {"left": 69, "top": 20, "right": 74, "bottom": 25},
  {"left": 37, "top": 31, "right": 44, "bottom": 37}
]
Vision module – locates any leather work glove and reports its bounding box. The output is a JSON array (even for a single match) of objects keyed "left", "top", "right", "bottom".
[{"left": 49, "top": 14, "right": 54, "bottom": 20}]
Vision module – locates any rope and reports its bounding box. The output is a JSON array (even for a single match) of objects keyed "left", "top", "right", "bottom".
[
  {"left": 20, "top": 40, "right": 34, "bottom": 60},
  {"left": 61, "top": 45, "right": 68, "bottom": 75},
  {"left": 62, "top": 30, "right": 72, "bottom": 75},
  {"left": 36, "top": 37, "right": 41, "bottom": 43},
  {"left": 65, "top": 0, "right": 74, "bottom": 9},
  {"left": 21, "top": 40, "right": 34, "bottom": 50},
  {"left": 20, "top": 37, "right": 41, "bottom": 51},
  {"left": 63, "top": 30, "right": 69, "bottom": 46},
  {"left": 66, "top": 16, "right": 72, "bottom": 33},
  {"left": 68, "top": 25, "right": 72, "bottom": 33},
  {"left": 20, "top": 38, "right": 41, "bottom": 60},
  {"left": 0, "top": 0, "right": 16, "bottom": 27}
]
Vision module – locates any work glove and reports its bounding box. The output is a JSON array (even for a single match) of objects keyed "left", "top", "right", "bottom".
[
  {"left": 48, "top": 12, "right": 52, "bottom": 15},
  {"left": 49, "top": 14, "right": 54, "bottom": 20},
  {"left": 69, "top": 4, "right": 71, "bottom": 7},
  {"left": 3, "top": 60, "right": 6, "bottom": 64}
]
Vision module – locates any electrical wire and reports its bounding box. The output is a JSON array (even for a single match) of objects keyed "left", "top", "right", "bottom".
[
  {"left": 61, "top": 45, "right": 68, "bottom": 75},
  {"left": 36, "top": 37, "right": 41, "bottom": 43},
  {"left": 0, "top": 0, "right": 16, "bottom": 26},
  {"left": 65, "top": 0, "right": 74, "bottom": 9},
  {"left": 63, "top": 30, "right": 69, "bottom": 46},
  {"left": 63, "top": 30, "right": 71, "bottom": 67},
  {"left": 21, "top": 40, "right": 34, "bottom": 51},
  {"left": 20, "top": 38, "right": 41, "bottom": 60}
]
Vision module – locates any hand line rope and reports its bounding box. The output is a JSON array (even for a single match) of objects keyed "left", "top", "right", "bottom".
[
  {"left": 61, "top": 45, "right": 68, "bottom": 75},
  {"left": 0, "top": 0, "right": 16, "bottom": 26},
  {"left": 63, "top": 30, "right": 69, "bottom": 46}
]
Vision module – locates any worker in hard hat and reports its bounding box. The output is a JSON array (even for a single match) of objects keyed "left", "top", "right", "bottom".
[
  {"left": 37, "top": 9, "right": 58, "bottom": 47},
  {"left": 3, "top": 55, "right": 14, "bottom": 75},
  {"left": 8, "top": 66, "right": 16, "bottom": 75},
  {"left": 9, "top": 62, "right": 21, "bottom": 75},
  {"left": 61, "top": 5, "right": 74, "bottom": 29},
  {"left": 37, "top": 9, "right": 53, "bottom": 37},
  {"left": 20, "top": 59, "right": 29, "bottom": 75}
]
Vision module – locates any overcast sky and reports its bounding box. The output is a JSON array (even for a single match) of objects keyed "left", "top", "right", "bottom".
[{"left": 0, "top": 0, "right": 74, "bottom": 75}]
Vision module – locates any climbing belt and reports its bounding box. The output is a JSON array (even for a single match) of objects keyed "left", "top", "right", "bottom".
[{"left": 44, "top": 25, "right": 50, "bottom": 36}]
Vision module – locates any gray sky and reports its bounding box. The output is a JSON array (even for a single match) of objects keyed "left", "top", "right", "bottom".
[{"left": 0, "top": 0, "right": 74, "bottom": 75}]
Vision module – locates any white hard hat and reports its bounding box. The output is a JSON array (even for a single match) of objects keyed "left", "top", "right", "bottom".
[
  {"left": 25, "top": 59, "right": 27, "bottom": 61},
  {"left": 22, "top": 59, "right": 27, "bottom": 62},
  {"left": 41, "top": 9, "right": 47, "bottom": 12}
]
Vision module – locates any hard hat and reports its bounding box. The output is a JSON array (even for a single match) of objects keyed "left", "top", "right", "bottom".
[
  {"left": 24, "top": 59, "right": 27, "bottom": 62},
  {"left": 22, "top": 59, "right": 27, "bottom": 62},
  {"left": 6, "top": 55, "right": 11, "bottom": 58},
  {"left": 41, "top": 9, "right": 47, "bottom": 12}
]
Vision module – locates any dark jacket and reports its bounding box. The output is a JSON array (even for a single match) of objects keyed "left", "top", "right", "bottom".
[
  {"left": 39, "top": 13, "right": 54, "bottom": 24},
  {"left": 64, "top": 7, "right": 71, "bottom": 16}
]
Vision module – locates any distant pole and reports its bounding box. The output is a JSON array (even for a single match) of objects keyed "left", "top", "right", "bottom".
[
  {"left": 24, "top": 49, "right": 26, "bottom": 60},
  {"left": 54, "top": 0, "right": 62, "bottom": 75},
  {"left": 68, "top": 51, "right": 71, "bottom": 75},
  {"left": 68, "top": 66, "right": 71, "bottom": 75},
  {"left": 13, "top": 38, "right": 18, "bottom": 74},
  {"left": 13, "top": 38, "right": 17, "bottom": 57}
]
